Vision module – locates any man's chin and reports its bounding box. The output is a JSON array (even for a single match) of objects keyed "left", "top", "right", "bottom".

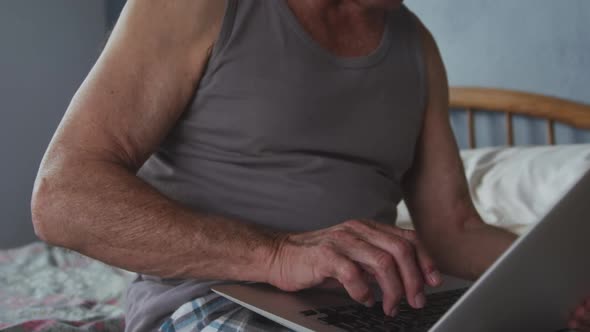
[
  {"left": 387, "top": 0, "right": 404, "bottom": 10},
  {"left": 363, "top": 0, "right": 404, "bottom": 11}
]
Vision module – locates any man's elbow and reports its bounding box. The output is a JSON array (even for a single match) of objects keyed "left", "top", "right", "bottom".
[
  {"left": 457, "top": 215, "right": 488, "bottom": 233},
  {"left": 31, "top": 174, "right": 70, "bottom": 247},
  {"left": 419, "top": 215, "right": 486, "bottom": 247}
]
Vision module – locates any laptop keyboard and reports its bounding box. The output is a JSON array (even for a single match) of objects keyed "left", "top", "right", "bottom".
[{"left": 299, "top": 288, "right": 468, "bottom": 332}]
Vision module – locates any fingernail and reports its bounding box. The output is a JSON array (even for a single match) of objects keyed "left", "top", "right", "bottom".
[
  {"left": 415, "top": 293, "right": 426, "bottom": 308},
  {"left": 429, "top": 271, "right": 441, "bottom": 285},
  {"left": 390, "top": 306, "right": 399, "bottom": 317}
]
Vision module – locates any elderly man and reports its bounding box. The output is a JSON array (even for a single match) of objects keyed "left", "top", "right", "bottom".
[{"left": 31, "top": 0, "right": 590, "bottom": 331}]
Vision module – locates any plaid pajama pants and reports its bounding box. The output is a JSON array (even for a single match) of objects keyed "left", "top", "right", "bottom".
[{"left": 158, "top": 291, "right": 294, "bottom": 332}]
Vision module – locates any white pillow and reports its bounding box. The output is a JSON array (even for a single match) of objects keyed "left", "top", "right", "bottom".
[{"left": 397, "top": 144, "right": 590, "bottom": 234}]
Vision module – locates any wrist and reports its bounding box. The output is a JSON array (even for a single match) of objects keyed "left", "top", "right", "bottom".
[{"left": 262, "top": 231, "right": 295, "bottom": 287}]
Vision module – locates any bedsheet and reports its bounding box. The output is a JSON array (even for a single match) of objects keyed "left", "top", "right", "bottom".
[{"left": 0, "top": 242, "right": 134, "bottom": 332}]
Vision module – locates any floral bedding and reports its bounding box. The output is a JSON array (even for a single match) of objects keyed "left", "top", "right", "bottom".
[{"left": 0, "top": 242, "right": 135, "bottom": 332}]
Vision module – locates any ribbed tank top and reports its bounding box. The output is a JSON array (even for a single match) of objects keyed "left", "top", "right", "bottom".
[{"left": 126, "top": 1, "right": 426, "bottom": 330}]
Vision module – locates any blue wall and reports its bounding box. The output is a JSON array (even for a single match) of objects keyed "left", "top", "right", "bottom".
[
  {"left": 107, "top": 0, "right": 125, "bottom": 29},
  {"left": 0, "top": 1, "right": 107, "bottom": 248},
  {"left": 407, "top": 0, "right": 590, "bottom": 147}
]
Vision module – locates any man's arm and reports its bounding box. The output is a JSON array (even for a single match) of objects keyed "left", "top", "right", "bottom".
[
  {"left": 31, "top": 0, "right": 280, "bottom": 282},
  {"left": 31, "top": 1, "right": 435, "bottom": 314},
  {"left": 402, "top": 23, "right": 518, "bottom": 281}
]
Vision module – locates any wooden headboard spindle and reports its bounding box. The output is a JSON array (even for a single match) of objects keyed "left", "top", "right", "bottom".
[
  {"left": 449, "top": 87, "right": 590, "bottom": 148},
  {"left": 505, "top": 112, "right": 514, "bottom": 146},
  {"left": 467, "top": 108, "right": 475, "bottom": 148},
  {"left": 547, "top": 119, "right": 555, "bottom": 145}
]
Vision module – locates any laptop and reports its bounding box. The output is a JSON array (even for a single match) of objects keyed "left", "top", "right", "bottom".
[{"left": 213, "top": 170, "right": 590, "bottom": 331}]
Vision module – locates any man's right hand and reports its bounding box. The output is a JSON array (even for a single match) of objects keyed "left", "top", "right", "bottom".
[{"left": 267, "top": 219, "right": 442, "bottom": 317}]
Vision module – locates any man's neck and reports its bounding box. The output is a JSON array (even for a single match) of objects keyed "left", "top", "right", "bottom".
[
  {"left": 288, "top": 0, "right": 387, "bottom": 24},
  {"left": 285, "top": 0, "right": 388, "bottom": 57}
]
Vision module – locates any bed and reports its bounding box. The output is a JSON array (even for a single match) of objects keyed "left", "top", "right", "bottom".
[
  {"left": 1, "top": 87, "right": 589, "bottom": 332},
  {"left": 398, "top": 87, "right": 590, "bottom": 234}
]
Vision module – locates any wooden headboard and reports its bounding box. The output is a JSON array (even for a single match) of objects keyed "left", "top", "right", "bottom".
[{"left": 449, "top": 87, "right": 590, "bottom": 148}]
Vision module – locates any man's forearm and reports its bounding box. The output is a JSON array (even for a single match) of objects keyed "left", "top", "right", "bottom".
[
  {"left": 423, "top": 221, "right": 518, "bottom": 281},
  {"left": 32, "top": 160, "right": 280, "bottom": 282}
]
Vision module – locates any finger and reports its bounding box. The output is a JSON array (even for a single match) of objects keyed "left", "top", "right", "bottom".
[
  {"left": 366, "top": 221, "right": 442, "bottom": 287},
  {"left": 347, "top": 221, "right": 425, "bottom": 309},
  {"left": 326, "top": 253, "right": 374, "bottom": 307},
  {"left": 315, "top": 270, "right": 375, "bottom": 290},
  {"left": 568, "top": 319, "right": 579, "bottom": 330},
  {"left": 339, "top": 238, "right": 404, "bottom": 316},
  {"left": 314, "top": 278, "right": 343, "bottom": 290},
  {"left": 387, "top": 236, "right": 426, "bottom": 309},
  {"left": 577, "top": 306, "right": 590, "bottom": 325},
  {"left": 403, "top": 232, "right": 442, "bottom": 287},
  {"left": 575, "top": 305, "right": 587, "bottom": 319},
  {"left": 569, "top": 306, "right": 590, "bottom": 331}
]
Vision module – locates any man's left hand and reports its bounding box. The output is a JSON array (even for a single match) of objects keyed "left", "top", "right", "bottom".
[{"left": 569, "top": 297, "right": 590, "bottom": 331}]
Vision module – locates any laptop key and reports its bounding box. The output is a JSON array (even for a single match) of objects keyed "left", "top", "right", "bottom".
[
  {"left": 332, "top": 305, "right": 351, "bottom": 312},
  {"left": 317, "top": 308, "right": 338, "bottom": 315},
  {"left": 332, "top": 322, "right": 356, "bottom": 331},
  {"left": 358, "top": 328, "right": 377, "bottom": 332},
  {"left": 300, "top": 309, "right": 317, "bottom": 316}
]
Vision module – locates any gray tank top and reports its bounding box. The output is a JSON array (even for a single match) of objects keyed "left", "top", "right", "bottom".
[{"left": 125, "top": 1, "right": 426, "bottom": 330}]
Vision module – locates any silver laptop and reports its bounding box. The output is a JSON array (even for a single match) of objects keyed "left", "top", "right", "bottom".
[{"left": 213, "top": 170, "right": 590, "bottom": 331}]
